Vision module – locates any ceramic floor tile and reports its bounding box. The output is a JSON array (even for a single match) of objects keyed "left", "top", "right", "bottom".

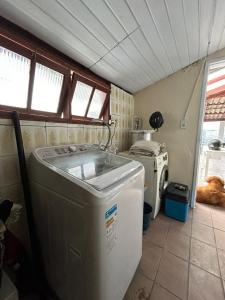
[
  {"left": 166, "top": 230, "right": 190, "bottom": 260},
  {"left": 190, "top": 238, "right": 220, "bottom": 276},
  {"left": 215, "top": 229, "right": 225, "bottom": 250},
  {"left": 124, "top": 271, "right": 153, "bottom": 300},
  {"left": 156, "top": 252, "right": 188, "bottom": 300},
  {"left": 154, "top": 213, "right": 172, "bottom": 227},
  {"left": 139, "top": 240, "right": 163, "bottom": 280},
  {"left": 211, "top": 206, "right": 225, "bottom": 217},
  {"left": 169, "top": 218, "right": 192, "bottom": 236},
  {"left": 218, "top": 249, "right": 225, "bottom": 280},
  {"left": 192, "top": 209, "right": 212, "bottom": 227},
  {"left": 144, "top": 221, "right": 168, "bottom": 248},
  {"left": 189, "top": 264, "right": 224, "bottom": 300},
  {"left": 191, "top": 222, "right": 215, "bottom": 246},
  {"left": 195, "top": 203, "right": 212, "bottom": 212},
  {"left": 213, "top": 216, "right": 225, "bottom": 232},
  {"left": 150, "top": 283, "right": 180, "bottom": 300}
]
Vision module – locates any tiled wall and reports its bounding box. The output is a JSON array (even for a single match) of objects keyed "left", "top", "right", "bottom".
[{"left": 0, "top": 84, "right": 134, "bottom": 249}]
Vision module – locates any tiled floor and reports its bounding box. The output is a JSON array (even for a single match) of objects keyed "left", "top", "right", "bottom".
[{"left": 124, "top": 203, "right": 225, "bottom": 300}]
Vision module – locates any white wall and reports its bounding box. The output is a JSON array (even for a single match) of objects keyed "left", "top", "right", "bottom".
[{"left": 134, "top": 48, "right": 225, "bottom": 189}]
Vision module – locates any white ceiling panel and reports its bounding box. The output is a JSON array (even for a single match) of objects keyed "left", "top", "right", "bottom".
[
  {"left": 146, "top": 0, "right": 181, "bottom": 72},
  {"left": 209, "top": 0, "right": 225, "bottom": 54},
  {"left": 165, "top": 0, "right": 189, "bottom": 67},
  {"left": 1, "top": 0, "right": 225, "bottom": 93},
  {"left": 31, "top": 0, "right": 108, "bottom": 57},
  {"left": 0, "top": 0, "right": 98, "bottom": 67},
  {"left": 127, "top": 0, "right": 173, "bottom": 74},
  {"left": 130, "top": 29, "right": 165, "bottom": 79},
  {"left": 82, "top": 0, "right": 127, "bottom": 41},
  {"left": 199, "top": 0, "right": 215, "bottom": 59},
  {"left": 58, "top": 0, "right": 116, "bottom": 49},
  {"left": 105, "top": 0, "right": 138, "bottom": 34},
  {"left": 182, "top": 0, "right": 200, "bottom": 63}
]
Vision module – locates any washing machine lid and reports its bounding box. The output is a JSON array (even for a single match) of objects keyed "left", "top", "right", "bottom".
[{"left": 43, "top": 149, "right": 140, "bottom": 190}]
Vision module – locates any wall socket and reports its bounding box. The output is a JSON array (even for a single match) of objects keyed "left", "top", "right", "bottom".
[{"left": 180, "top": 119, "right": 187, "bottom": 129}]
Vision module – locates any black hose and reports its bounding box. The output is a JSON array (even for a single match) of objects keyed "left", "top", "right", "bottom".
[{"left": 12, "top": 111, "right": 59, "bottom": 300}]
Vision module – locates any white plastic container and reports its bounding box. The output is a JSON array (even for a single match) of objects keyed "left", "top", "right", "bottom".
[{"left": 130, "top": 130, "right": 155, "bottom": 146}]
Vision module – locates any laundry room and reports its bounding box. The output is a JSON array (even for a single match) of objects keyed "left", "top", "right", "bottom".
[{"left": 1, "top": 1, "right": 225, "bottom": 300}]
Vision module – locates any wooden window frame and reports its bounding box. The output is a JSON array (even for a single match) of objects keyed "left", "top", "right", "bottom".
[
  {"left": 68, "top": 74, "right": 109, "bottom": 124},
  {"left": 0, "top": 17, "right": 111, "bottom": 124}
]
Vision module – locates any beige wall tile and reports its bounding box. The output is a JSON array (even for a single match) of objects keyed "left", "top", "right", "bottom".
[
  {"left": 46, "top": 126, "right": 68, "bottom": 146},
  {"left": 0, "top": 183, "right": 23, "bottom": 204},
  {"left": 68, "top": 126, "right": 84, "bottom": 144},
  {"left": 20, "top": 120, "right": 46, "bottom": 127},
  {"left": 22, "top": 126, "right": 47, "bottom": 153},
  {"left": 0, "top": 156, "right": 20, "bottom": 187},
  {"left": 0, "top": 125, "right": 17, "bottom": 156},
  {"left": 0, "top": 118, "right": 13, "bottom": 125}
]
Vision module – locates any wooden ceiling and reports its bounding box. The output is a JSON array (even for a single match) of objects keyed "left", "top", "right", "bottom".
[{"left": 1, "top": 0, "right": 225, "bottom": 93}]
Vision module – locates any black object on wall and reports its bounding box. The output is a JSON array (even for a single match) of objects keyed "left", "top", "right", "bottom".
[{"left": 149, "top": 111, "right": 164, "bottom": 131}]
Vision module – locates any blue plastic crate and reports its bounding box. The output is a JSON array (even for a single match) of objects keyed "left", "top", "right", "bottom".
[
  {"left": 164, "top": 182, "right": 189, "bottom": 222},
  {"left": 165, "top": 198, "right": 189, "bottom": 222}
]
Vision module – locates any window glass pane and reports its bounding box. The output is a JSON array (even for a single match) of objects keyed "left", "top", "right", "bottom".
[
  {"left": 71, "top": 81, "right": 93, "bottom": 116},
  {"left": 0, "top": 46, "right": 30, "bottom": 108},
  {"left": 87, "top": 89, "right": 106, "bottom": 118},
  {"left": 202, "top": 121, "right": 220, "bottom": 146},
  {"left": 31, "top": 63, "right": 63, "bottom": 112}
]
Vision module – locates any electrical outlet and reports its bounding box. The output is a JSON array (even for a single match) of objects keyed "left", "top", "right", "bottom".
[{"left": 180, "top": 119, "right": 187, "bottom": 129}]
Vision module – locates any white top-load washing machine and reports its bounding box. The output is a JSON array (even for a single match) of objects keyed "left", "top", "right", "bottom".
[
  {"left": 29, "top": 144, "right": 144, "bottom": 300},
  {"left": 119, "top": 151, "right": 168, "bottom": 219}
]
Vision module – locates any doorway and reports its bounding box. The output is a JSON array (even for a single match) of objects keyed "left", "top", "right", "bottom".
[{"left": 191, "top": 58, "right": 225, "bottom": 207}]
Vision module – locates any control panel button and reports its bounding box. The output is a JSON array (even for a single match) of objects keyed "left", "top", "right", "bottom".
[
  {"left": 79, "top": 145, "right": 87, "bottom": 151},
  {"left": 69, "top": 146, "right": 77, "bottom": 152}
]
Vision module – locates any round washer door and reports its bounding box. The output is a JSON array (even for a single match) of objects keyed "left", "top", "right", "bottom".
[{"left": 159, "top": 165, "right": 169, "bottom": 198}]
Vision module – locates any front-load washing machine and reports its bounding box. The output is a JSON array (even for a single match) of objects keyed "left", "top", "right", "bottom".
[
  {"left": 119, "top": 151, "right": 169, "bottom": 218},
  {"left": 29, "top": 144, "right": 144, "bottom": 300}
]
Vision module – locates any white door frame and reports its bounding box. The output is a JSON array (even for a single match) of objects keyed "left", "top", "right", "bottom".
[{"left": 191, "top": 56, "right": 225, "bottom": 208}]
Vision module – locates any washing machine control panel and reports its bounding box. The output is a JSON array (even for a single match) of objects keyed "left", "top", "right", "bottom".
[{"left": 36, "top": 144, "right": 99, "bottom": 159}]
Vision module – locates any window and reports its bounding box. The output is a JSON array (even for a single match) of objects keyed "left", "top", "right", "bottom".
[
  {"left": 0, "top": 21, "right": 110, "bottom": 124},
  {"left": 71, "top": 81, "right": 93, "bottom": 116},
  {"left": 0, "top": 46, "right": 30, "bottom": 108},
  {"left": 71, "top": 77, "right": 108, "bottom": 121},
  {"left": 31, "top": 63, "right": 64, "bottom": 113},
  {"left": 87, "top": 89, "right": 107, "bottom": 118}
]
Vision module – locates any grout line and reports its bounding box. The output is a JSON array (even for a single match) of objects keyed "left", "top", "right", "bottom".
[
  {"left": 156, "top": 282, "right": 183, "bottom": 300},
  {"left": 187, "top": 206, "right": 193, "bottom": 300},
  {"left": 190, "top": 261, "right": 221, "bottom": 280},
  {"left": 211, "top": 209, "right": 225, "bottom": 298},
  {"left": 148, "top": 219, "right": 172, "bottom": 299}
]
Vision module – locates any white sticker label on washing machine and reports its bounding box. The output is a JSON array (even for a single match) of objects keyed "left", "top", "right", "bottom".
[{"left": 105, "top": 204, "right": 118, "bottom": 253}]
